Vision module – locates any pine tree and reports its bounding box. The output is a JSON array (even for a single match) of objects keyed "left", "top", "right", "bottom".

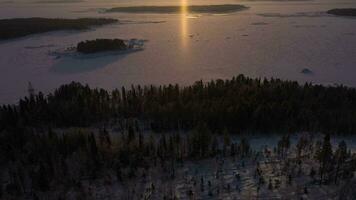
[
  {"left": 277, "top": 135, "right": 290, "bottom": 158},
  {"left": 128, "top": 125, "right": 136, "bottom": 144},
  {"left": 334, "top": 140, "right": 347, "bottom": 184},
  {"left": 99, "top": 127, "right": 111, "bottom": 148},
  {"left": 223, "top": 128, "right": 231, "bottom": 156},
  {"left": 37, "top": 163, "right": 50, "bottom": 192},
  {"left": 238, "top": 138, "right": 250, "bottom": 158},
  {"left": 268, "top": 178, "right": 273, "bottom": 190},
  {"left": 211, "top": 135, "right": 219, "bottom": 156},
  {"left": 316, "top": 134, "right": 333, "bottom": 184},
  {"left": 309, "top": 167, "right": 316, "bottom": 182}
]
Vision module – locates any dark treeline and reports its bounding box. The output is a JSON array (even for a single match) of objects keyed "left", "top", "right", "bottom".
[
  {"left": 2, "top": 74, "right": 356, "bottom": 134},
  {"left": 106, "top": 4, "right": 247, "bottom": 14},
  {"left": 77, "top": 39, "right": 127, "bottom": 54},
  {"left": 327, "top": 8, "right": 356, "bottom": 17},
  {"left": 0, "top": 18, "right": 117, "bottom": 40}
]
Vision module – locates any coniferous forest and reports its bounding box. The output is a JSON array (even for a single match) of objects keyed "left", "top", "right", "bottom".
[
  {"left": 2, "top": 75, "right": 356, "bottom": 199},
  {"left": 2, "top": 74, "right": 356, "bottom": 133},
  {"left": 1, "top": 0, "right": 356, "bottom": 198},
  {"left": 0, "top": 18, "right": 118, "bottom": 40}
]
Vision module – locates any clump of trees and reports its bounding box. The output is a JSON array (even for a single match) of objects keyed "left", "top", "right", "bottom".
[
  {"left": 313, "top": 135, "right": 354, "bottom": 185},
  {"left": 0, "top": 18, "right": 118, "bottom": 40},
  {"left": 0, "top": 122, "right": 249, "bottom": 199},
  {"left": 1, "top": 123, "right": 356, "bottom": 198},
  {"left": 2, "top": 74, "right": 356, "bottom": 134},
  {"left": 77, "top": 39, "right": 127, "bottom": 54}
]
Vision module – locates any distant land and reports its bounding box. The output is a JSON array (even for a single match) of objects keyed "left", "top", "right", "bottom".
[
  {"left": 34, "top": 0, "right": 85, "bottom": 3},
  {"left": 105, "top": 4, "right": 248, "bottom": 14},
  {"left": 243, "top": 0, "right": 310, "bottom": 1},
  {"left": 0, "top": 0, "right": 13, "bottom": 4},
  {"left": 0, "top": 18, "right": 117, "bottom": 40},
  {"left": 327, "top": 8, "right": 356, "bottom": 17}
]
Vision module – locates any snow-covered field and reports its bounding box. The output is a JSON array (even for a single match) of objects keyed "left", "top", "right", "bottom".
[{"left": 0, "top": 0, "right": 356, "bottom": 104}]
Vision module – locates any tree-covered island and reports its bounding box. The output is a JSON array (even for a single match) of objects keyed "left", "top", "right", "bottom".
[{"left": 0, "top": 18, "right": 118, "bottom": 40}]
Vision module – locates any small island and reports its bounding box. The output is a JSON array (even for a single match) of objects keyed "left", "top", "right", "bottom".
[
  {"left": 0, "top": 18, "right": 118, "bottom": 40},
  {"left": 327, "top": 8, "right": 356, "bottom": 17},
  {"left": 77, "top": 39, "right": 128, "bottom": 54},
  {"left": 105, "top": 4, "right": 248, "bottom": 14},
  {"left": 301, "top": 68, "right": 312, "bottom": 74},
  {"left": 76, "top": 38, "right": 145, "bottom": 54}
]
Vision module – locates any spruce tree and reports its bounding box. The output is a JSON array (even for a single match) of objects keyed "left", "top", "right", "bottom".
[{"left": 316, "top": 134, "right": 333, "bottom": 184}]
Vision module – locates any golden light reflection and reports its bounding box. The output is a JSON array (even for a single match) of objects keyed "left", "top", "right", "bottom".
[{"left": 180, "top": 0, "right": 188, "bottom": 49}]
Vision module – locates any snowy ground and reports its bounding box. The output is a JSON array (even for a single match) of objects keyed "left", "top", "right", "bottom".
[
  {"left": 61, "top": 151, "right": 345, "bottom": 199},
  {"left": 43, "top": 130, "right": 355, "bottom": 200}
]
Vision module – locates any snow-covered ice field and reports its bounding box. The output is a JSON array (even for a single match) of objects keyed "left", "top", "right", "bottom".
[{"left": 0, "top": 0, "right": 356, "bottom": 104}]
